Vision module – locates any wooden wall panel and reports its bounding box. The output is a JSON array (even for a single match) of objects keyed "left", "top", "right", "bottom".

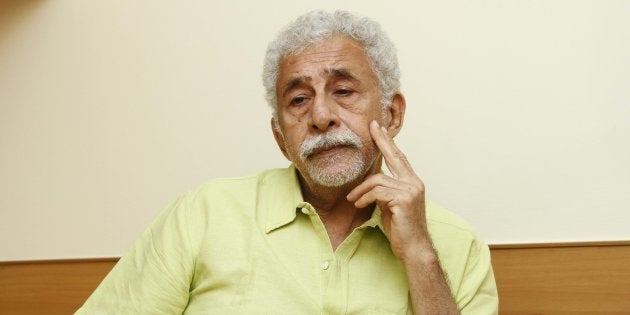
[
  {"left": 1, "top": 242, "right": 629, "bottom": 314},
  {"left": 492, "top": 242, "right": 630, "bottom": 315},
  {"left": 0, "top": 259, "right": 117, "bottom": 315}
]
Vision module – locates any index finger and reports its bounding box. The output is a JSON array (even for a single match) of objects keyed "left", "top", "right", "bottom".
[{"left": 369, "top": 120, "right": 412, "bottom": 179}]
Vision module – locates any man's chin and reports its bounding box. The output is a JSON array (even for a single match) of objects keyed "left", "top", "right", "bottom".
[{"left": 306, "top": 163, "right": 366, "bottom": 188}]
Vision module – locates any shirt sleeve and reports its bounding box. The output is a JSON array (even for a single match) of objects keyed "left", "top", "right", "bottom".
[
  {"left": 76, "top": 195, "right": 196, "bottom": 315},
  {"left": 457, "top": 239, "right": 499, "bottom": 315}
]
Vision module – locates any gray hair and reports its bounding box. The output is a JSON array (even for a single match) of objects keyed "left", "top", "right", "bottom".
[{"left": 262, "top": 10, "right": 400, "bottom": 118}]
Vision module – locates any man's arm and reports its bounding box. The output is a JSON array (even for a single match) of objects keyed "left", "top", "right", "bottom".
[
  {"left": 76, "top": 195, "right": 194, "bottom": 314},
  {"left": 348, "top": 120, "right": 460, "bottom": 314}
]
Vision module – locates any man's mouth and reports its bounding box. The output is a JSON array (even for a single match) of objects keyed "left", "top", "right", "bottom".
[{"left": 308, "top": 145, "right": 347, "bottom": 158}]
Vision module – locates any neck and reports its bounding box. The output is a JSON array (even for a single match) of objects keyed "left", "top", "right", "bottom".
[
  {"left": 298, "top": 176, "right": 359, "bottom": 213},
  {"left": 296, "top": 158, "right": 382, "bottom": 249}
]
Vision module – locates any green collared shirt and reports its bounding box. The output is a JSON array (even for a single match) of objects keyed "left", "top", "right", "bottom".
[{"left": 78, "top": 165, "right": 498, "bottom": 314}]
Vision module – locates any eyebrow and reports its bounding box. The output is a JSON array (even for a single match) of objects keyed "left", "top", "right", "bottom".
[
  {"left": 282, "top": 76, "right": 311, "bottom": 97},
  {"left": 323, "top": 68, "right": 358, "bottom": 82}
]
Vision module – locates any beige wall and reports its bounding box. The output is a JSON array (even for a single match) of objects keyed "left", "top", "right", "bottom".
[{"left": 1, "top": 0, "right": 628, "bottom": 261}]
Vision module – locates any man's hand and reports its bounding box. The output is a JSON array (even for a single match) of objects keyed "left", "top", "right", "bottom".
[
  {"left": 347, "top": 120, "right": 460, "bottom": 314},
  {"left": 347, "top": 120, "right": 431, "bottom": 263}
]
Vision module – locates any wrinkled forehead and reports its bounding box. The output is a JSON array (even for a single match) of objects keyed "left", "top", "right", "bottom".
[{"left": 276, "top": 36, "right": 376, "bottom": 86}]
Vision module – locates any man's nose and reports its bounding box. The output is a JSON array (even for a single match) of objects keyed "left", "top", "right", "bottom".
[{"left": 310, "top": 95, "right": 339, "bottom": 132}]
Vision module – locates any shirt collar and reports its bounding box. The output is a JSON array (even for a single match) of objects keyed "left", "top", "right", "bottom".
[
  {"left": 358, "top": 205, "right": 386, "bottom": 233},
  {"left": 259, "top": 164, "right": 304, "bottom": 233}
]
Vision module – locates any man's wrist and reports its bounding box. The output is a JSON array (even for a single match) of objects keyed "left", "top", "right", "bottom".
[{"left": 400, "top": 241, "right": 439, "bottom": 267}]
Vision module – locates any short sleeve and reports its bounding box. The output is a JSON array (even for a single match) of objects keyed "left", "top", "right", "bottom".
[
  {"left": 76, "top": 195, "right": 196, "bottom": 314},
  {"left": 457, "top": 239, "right": 499, "bottom": 314}
]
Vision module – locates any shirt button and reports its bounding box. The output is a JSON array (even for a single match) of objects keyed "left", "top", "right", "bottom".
[
  {"left": 322, "top": 260, "right": 330, "bottom": 270},
  {"left": 301, "top": 208, "right": 310, "bottom": 215}
]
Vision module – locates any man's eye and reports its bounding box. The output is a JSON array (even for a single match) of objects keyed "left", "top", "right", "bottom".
[
  {"left": 335, "top": 89, "right": 354, "bottom": 96},
  {"left": 290, "top": 96, "right": 307, "bottom": 105}
]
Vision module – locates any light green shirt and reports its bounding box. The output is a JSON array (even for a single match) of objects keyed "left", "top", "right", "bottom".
[{"left": 77, "top": 165, "right": 498, "bottom": 314}]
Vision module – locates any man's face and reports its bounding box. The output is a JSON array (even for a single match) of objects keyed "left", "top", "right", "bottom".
[{"left": 273, "top": 36, "right": 387, "bottom": 188}]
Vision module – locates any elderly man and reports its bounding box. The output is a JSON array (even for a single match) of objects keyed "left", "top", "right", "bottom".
[{"left": 78, "top": 10, "right": 498, "bottom": 314}]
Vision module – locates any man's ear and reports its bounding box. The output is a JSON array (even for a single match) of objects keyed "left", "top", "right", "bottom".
[
  {"left": 386, "top": 93, "right": 406, "bottom": 138},
  {"left": 271, "top": 118, "right": 290, "bottom": 160}
]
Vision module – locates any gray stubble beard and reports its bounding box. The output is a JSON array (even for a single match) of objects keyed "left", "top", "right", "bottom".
[{"left": 299, "top": 130, "right": 370, "bottom": 187}]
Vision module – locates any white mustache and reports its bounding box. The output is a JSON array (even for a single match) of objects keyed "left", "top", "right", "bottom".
[{"left": 299, "top": 130, "right": 363, "bottom": 160}]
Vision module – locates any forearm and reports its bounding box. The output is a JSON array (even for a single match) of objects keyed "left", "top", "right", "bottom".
[{"left": 404, "top": 245, "right": 460, "bottom": 315}]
